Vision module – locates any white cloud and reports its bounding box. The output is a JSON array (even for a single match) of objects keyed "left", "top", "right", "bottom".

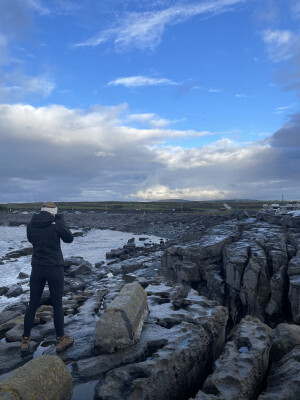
[
  {"left": 128, "top": 184, "right": 231, "bottom": 200},
  {"left": 126, "top": 112, "right": 180, "bottom": 128},
  {"left": 263, "top": 30, "right": 293, "bottom": 45},
  {"left": 274, "top": 103, "right": 298, "bottom": 114},
  {"left": 23, "top": 75, "right": 55, "bottom": 96},
  {"left": 0, "top": 72, "right": 55, "bottom": 100},
  {"left": 151, "top": 139, "right": 271, "bottom": 170},
  {"left": 24, "top": 0, "right": 81, "bottom": 16},
  {"left": 127, "top": 113, "right": 158, "bottom": 123},
  {"left": 74, "top": 0, "right": 247, "bottom": 51},
  {"left": 209, "top": 88, "right": 223, "bottom": 93},
  {"left": 261, "top": 29, "right": 300, "bottom": 62},
  {"left": 0, "top": 103, "right": 211, "bottom": 147},
  {"left": 108, "top": 75, "right": 177, "bottom": 87},
  {"left": 235, "top": 93, "right": 248, "bottom": 98}
]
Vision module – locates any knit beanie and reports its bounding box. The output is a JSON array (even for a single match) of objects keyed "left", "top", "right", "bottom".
[{"left": 41, "top": 201, "right": 57, "bottom": 216}]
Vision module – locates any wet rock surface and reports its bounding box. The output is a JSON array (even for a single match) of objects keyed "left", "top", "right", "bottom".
[{"left": 0, "top": 211, "right": 300, "bottom": 399}]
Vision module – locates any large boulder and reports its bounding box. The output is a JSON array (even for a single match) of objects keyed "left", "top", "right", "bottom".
[
  {"left": 94, "top": 282, "right": 148, "bottom": 353},
  {"left": 5, "top": 284, "right": 23, "bottom": 298},
  {"left": 68, "top": 261, "right": 93, "bottom": 277},
  {"left": 0, "top": 355, "right": 73, "bottom": 400},
  {"left": 17, "top": 272, "right": 29, "bottom": 280},
  {"left": 64, "top": 256, "right": 85, "bottom": 267}
]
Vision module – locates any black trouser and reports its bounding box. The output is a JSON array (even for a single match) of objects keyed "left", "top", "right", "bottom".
[{"left": 23, "top": 266, "right": 64, "bottom": 337}]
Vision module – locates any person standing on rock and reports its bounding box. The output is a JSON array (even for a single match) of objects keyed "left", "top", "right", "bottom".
[{"left": 21, "top": 202, "right": 74, "bottom": 353}]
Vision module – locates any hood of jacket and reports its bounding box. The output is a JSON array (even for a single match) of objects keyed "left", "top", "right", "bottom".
[{"left": 30, "top": 211, "right": 55, "bottom": 228}]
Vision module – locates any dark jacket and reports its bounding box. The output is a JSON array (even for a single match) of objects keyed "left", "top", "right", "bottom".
[{"left": 27, "top": 211, "right": 73, "bottom": 267}]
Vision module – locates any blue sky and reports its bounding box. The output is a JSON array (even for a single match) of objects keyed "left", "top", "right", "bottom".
[{"left": 1, "top": 0, "right": 300, "bottom": 202}]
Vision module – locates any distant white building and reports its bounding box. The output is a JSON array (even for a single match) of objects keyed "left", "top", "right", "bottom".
[{"left": 270, "top": 204, "right": 280, "bottom": 210}]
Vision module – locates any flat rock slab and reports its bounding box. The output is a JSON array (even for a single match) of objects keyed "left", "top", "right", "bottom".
[
  {"left": 94, "top": 282, "right": 148, "bottom": 353},
  {"left": 0, "top": 355, "right": 72, "bottom": 400},
  {"left": 94, "top": 287, "right": 228, "bottom": 400},
  {"left": 74, "top": 323, "right": 168, "bottom": 382}
]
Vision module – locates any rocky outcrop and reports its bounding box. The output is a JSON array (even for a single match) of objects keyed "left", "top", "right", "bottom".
[
  {"left": 94, "top": 282, "right": 148, "bottom": 353},
  {"left": 224, "top": 223, "right": 288, "bottom": 324},
  {"left": 270, "top": 323, "right": 300, "bottom": 363},
  {"left": 258, "top": 347, "right": 300, "bottom": 400},
  {"left": 1, "top": 212, "right": 300, "bottom": 400},
  {"left": 160, "top": 223, "right": 239, "bottom": 305},
  {"left": 160, "top": 220, "right": 295, "bottom": 326},
  {"left": 106, "top": 238, "right": 137, "bottom": 260},
  {"left": 192, "top": 316, "right": 273, "bottom": 400},
  {"left": 0, "top": 355, "right": 73, "bottom": 400},
  {"left": 288, "top": 251, "right": 300, "bottom": 323}
]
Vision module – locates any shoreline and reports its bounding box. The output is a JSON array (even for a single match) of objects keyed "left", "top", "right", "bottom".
[{"left": 0, "top": 211, "right": 241, "bottom": 243}]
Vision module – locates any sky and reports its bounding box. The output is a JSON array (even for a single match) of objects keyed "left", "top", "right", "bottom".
[{"left": 1, "top": 0, "right": 300, "bottom": 203}]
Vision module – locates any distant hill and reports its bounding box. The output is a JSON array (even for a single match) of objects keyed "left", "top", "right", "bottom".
[
  {"left": 154, "top": 199, "right": 192, "bottom": 202},
  {"left": 152, "top": 199, "right": 255, "bottom": 203}
]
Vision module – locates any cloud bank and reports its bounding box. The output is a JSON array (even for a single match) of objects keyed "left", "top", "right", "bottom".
[{"left": 1, "top": 102, "right": 300, "bottom": 202}]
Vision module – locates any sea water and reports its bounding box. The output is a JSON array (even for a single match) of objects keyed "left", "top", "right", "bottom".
[{"left": 0, "top": 225, "right": 162, "bottom": 312}]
